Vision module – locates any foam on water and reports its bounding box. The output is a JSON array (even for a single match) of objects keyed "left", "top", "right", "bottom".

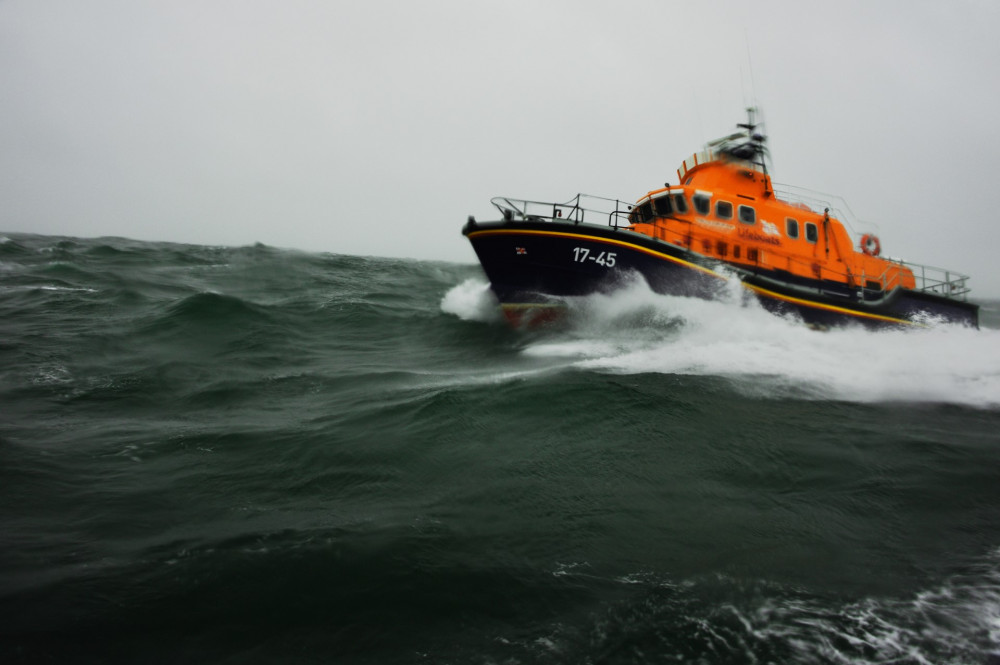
[
  {"left": 576, "top": 287, "right": 1000, "bottom": 407},
  {"left": 0, "top": 284, "right": 98, "bottom": 292},
  {"left": 440, "top": 278, "right": 501, "bottom": 323},
  {"left": 738, "top": 548, "right": 1000, "bottom": 663},
  {"left": 534, "top": 549, "right": 1000, "bottom": 664},
  {"left": 446, "top": 277, "right": 1000, "bottom": 408}
]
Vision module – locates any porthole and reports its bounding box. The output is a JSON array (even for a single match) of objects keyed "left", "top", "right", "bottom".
[
  {"left": 786, "top": 218, "right": 799, "bottom": 239},
  {"left": 805, "top": 222, "right": 818, "bottom": 243}
]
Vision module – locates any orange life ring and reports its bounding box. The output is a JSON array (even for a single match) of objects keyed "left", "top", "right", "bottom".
[{"left": 861, "top": 234, "right": 881, "bottom": 257}]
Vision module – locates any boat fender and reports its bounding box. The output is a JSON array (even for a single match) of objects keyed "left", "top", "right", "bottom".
[{"left": 861, "top": 234, "right": 881, "bottom": 257}]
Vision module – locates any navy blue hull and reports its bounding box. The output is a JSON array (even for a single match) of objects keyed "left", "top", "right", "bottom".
[{"left": 463, "top": 219, "right": 979, "bottom": 329}]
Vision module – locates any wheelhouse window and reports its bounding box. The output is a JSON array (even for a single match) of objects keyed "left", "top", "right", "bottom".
[
  {"left": 693, "top": 193, "right": 711, "bottom": 215},
  {"left": 738, "top": 205, "right": 756, "bottom": 225},
  {"left": 672, "top": 192, "right": 688, "bottom": 214},
  {"left": 716, "top": 200, "right": 733, "bottom": 219},
  {"left": 652, "top": 195, "right": 672, "bottom": 216},
  {"left": 786, "top": 218, "right": 799, "bottom": 239},
  {"left": 638, "top": 201, "right": 653, "bottom": 221},
  {"left": 805, "top": 222, "right": 818, "bottom": 243},
  {"left": 629, "top": 201, "right": 653, "bottom": 224}
]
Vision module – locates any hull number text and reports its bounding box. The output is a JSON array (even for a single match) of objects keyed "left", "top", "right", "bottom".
[{"left": 572, "top": 247, "right": 616, "bottom": 267}]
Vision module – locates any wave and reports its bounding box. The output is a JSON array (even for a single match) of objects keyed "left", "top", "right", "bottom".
[
  {"left": 0, "top": 236, "right": 32, "bottom": 258},
  {"left": 445, "top": 277, "right": 1000, "bottom": 408},
  {"left": 114, "top": 518, "right": 1000, "bottom": 665},
  {"left": 162, "top": 291, "right": 273, "bottom": 326}
]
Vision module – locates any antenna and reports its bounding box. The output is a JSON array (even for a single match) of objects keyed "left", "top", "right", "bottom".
[
  {"left": 744, "top": 30, "right": 758, "bottom": 110},
  {"left": 741, "top": 30, "right": 770, "bottom": 178},
  {"left": 740, "top": 64, "right": 748, "bottom": 110}
]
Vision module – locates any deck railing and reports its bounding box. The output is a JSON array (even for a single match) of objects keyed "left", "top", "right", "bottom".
[
  {"left": 771, "top": 184, "right": 863, "bottom": 236},
  {"left": 893, "top": 261, "right": 971, "bottom": 300},
  {"left": 491, "top": 194, "right": 633, "bottom": 228},
  {"left": 771, "top": 184, "right": 972, "bottom": 300}
]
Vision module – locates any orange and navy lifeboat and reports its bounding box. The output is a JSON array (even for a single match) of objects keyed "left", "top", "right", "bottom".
[{"left": 462, "top": 109, "right": 979, "bottom": 329}]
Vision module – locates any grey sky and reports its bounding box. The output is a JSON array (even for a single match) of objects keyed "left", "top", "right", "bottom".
[{"left": 3, "top": 0, "right": 999, "bottom": 296}]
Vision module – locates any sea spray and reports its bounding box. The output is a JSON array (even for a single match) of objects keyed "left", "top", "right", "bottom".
[
  {"left": 444, "top": 274, "right": 1000, "bottom": 408},
  {"left": 440, "top": 277, "right": 501, "bottom": 323}
]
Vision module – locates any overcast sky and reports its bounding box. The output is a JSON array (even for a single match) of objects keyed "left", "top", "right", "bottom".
[{"left": 3, "top": 0, "right": 999, "bottom": 296}]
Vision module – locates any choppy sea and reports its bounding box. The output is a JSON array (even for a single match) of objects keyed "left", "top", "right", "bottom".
[{"left": 2, "top": 232, "right": 1000, "bottom": 664}]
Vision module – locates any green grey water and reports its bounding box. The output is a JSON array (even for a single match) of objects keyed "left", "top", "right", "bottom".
[{"left": 2, "top": 233, "right": 999, "bottom": 663}]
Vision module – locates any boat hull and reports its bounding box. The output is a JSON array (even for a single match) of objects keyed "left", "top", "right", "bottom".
[{"left": 462, "top": 219, "right": 980, "bottom": 329}]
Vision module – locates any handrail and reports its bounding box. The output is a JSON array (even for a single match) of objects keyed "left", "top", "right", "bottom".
[
  {"left": 770, "top": 184, "right": 871, "bottom": 237},
  {"left": 892, "top": 260, "right": 971, "bottom": 300},
  {"left": 491, "top": 194, "right": 634, "bottom": 228},
  {"left": 770, "top": 184, "right": 971, "bottom": 300}
]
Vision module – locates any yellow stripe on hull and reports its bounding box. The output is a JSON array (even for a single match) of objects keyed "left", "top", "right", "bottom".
[
  {"left": 470, "top": 226, "right": 920, "bottom": 327},
  {"left": 741, "top": 283, "right": 919, "bottom": 326}
]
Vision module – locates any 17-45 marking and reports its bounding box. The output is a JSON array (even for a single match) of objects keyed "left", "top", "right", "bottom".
[{"left": 572, "top": 247, "right": 616, "bottom": 267}]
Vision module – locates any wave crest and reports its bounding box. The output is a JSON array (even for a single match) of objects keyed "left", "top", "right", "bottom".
[{"left": 513, "top": 280, "right": 1000, "bottom": 408}]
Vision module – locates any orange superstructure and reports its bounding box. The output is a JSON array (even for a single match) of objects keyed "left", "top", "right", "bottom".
[{"left": 625, "top": 126, "right": 916, "bottom": 294}]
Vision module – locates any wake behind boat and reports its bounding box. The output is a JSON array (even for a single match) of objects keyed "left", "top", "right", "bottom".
[{"left": 462, "top": 110, "right": 979, "bottom": 329}]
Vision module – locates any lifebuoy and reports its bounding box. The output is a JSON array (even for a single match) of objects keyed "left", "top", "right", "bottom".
[{"left": 861, "top": 234, "right": 881, "bottom": 257}]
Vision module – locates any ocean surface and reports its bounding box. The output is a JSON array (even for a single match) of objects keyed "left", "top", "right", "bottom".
[{"left": 2, "top": 232, "right": 1000, "bottom": 664}]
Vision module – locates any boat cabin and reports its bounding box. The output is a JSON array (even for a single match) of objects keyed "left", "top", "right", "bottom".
[{"left": 626, "top": 143, "right": 915, "bottom": 294}]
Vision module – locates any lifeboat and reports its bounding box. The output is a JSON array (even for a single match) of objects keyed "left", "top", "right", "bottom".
[{"left": 462, "top": 109, "right": 979, "bottom": 329}]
